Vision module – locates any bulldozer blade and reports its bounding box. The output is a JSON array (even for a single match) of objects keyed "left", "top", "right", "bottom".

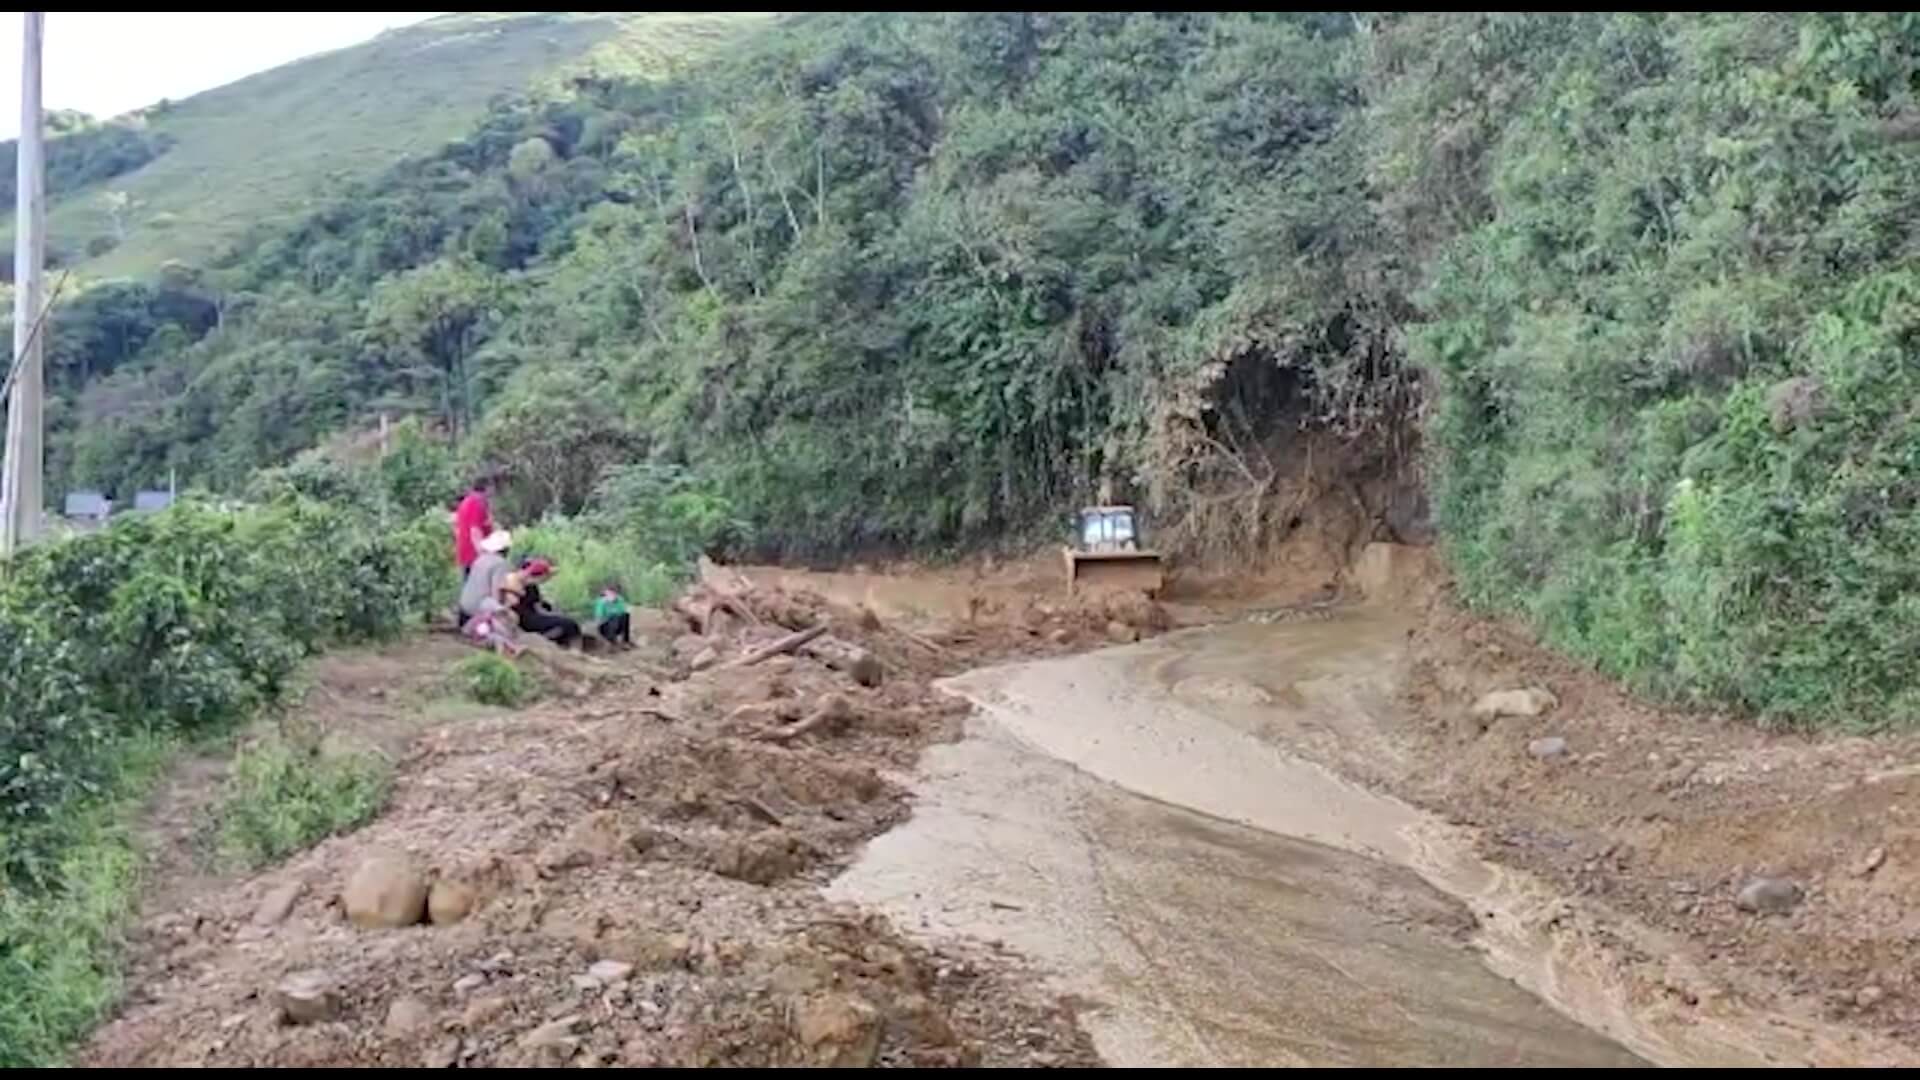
[{"left": 1066, "top": 551, "right": 1165, "bottom": 597}]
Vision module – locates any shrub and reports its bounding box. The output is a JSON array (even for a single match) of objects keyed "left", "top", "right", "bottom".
[
  {"left": 216, "top": 737, "right": 391, "bottom": 869},
  {"left": 513, "top": 518, "right": 678, "bottom": 615},
  {"left": 454, "top": 653, "right": 536, "bottom": 707},
  {"left": 0, "top": 498, "right": 445, "bottom": 883}
]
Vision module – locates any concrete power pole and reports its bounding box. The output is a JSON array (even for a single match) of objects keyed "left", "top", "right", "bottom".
[{"left": 0, "top": 11, "right": 45, "bottom": 558}]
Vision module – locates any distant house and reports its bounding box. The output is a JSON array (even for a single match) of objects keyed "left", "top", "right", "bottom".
[
  {"left": 133, "top": 491, "right": 174, "bottom": 513},
  {"left": 63, "top": 490, "right": 112, "bottom": 523}
]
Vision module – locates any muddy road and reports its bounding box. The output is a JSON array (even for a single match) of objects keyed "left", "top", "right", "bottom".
[
  {"left": 77, "top": 558, "right": 1920, "bottom": 1067},
  {"left": 831, "top": 605, "right": 1905, "bottom": 1067}
]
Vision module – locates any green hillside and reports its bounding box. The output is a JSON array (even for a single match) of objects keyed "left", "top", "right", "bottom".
[{"left": 8, "top": 11, "right": 765, "bottom": 276}]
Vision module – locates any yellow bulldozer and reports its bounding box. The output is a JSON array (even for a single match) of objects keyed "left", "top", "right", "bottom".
[{"left": 1064, "top": 505, "right": 1165, "bottom": 597}]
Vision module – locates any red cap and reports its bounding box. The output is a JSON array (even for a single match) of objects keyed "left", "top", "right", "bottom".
[{"left": 523, "top": 558, "right": 554, "bottom": 578}]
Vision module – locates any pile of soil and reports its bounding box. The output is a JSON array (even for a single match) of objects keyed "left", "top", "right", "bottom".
[
  {"left": 1388, "top": 596, "right": 1920, "bottom": 1058},
  {"left": 79, "top": 573, "right": 1141, "bottom": 1068}
]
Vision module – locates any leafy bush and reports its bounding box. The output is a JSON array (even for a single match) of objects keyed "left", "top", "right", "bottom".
[
  {"left": 0, "top": 499, "right": 444, "bottom": 885},
  {"left": 454, "top": 653, "right": 536, "bottom": 707},
  {"left": 216, "top": 737, "right": 391, "bottom": 869},
  {"left": 513, "top": 519, "right": 681, "bottom": 617}
]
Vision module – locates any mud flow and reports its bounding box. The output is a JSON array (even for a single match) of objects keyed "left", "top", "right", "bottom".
[{"left": 828, "top": 606, "right": 1801, "bottom": 1067}]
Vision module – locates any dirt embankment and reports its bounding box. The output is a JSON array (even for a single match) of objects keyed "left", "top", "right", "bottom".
[
  {"left": 79, "top": 574, "right": 1175, "bottom": 1068},
  {"left": 1187, "top": 542, "right": 1909, "bottom": 1064},
  {"left": 1384, "top": 595, "right": 1920, "bottom": 1060}
]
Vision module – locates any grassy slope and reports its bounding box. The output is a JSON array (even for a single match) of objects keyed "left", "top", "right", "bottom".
[{"left": 19, "top": 11, "right": 765, "bottom": 277}]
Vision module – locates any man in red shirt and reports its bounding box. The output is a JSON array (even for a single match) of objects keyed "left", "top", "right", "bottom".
[{"left": 452, "top": 472, "right": 498, "bottom": 580}]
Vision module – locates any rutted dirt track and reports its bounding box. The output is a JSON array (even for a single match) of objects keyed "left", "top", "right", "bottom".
[{"left": 79, "top": 550, "right": 1920, "bottom": 1067}]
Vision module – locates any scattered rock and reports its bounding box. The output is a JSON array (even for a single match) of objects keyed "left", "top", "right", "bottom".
[
  {"left": 1856, "top": 985, "right": 1886, "bottom": 1009},
  {"left": 384, "top": 995, "right": 434, "bottom": 1038},
  {"left": 462, "top": 993, "right": 512, "bottom": 1029},
  {"left": 423, "top": 1036, "right": 462, "bottom": 1069},
  {"left": 690, "top": 646, "right": 722, "bottom": 672},
  {"left": 604, "top": 930, "right": 693, "bottom": 971},
  {"left": 521, "top": 1014, "right": 584, "bottom": 1050},
  {"left": 342, "top": 851, "right": 428, "bottom": 929},
  {"left": 428, "top": 878, "right": 479, "bottom": 925},
  {"left": 1527, "top": 736, "right": 1569, "bottom": 760},
  {"left": 571, "top": 973, "right": 605, "bottom": 993},
  {"left": 452, "top": 973, "right": 487, "bottom": 995},
  {"left": 792, "top": 993, "right": 883, "bottom": 1067},
  {"left": 588, "top": 959, "right": 634, "bottom": 984},
  {"left": 1046, "top": 627, "right": 1073, "bottom": 645},
  {"left": 1472, "top": 687, "right": 1559, "bottom": 719},
  {"left": 846, "top": 652, "right": 885, "bottom": 688},
  {"left": 274, "top": 969, "right": 339, "bottom": 1025},
  {"left": 538, "top": 810, "right": 630, "bottom": 873},
  {"left": 252, "top": 881, "right": 303, "bottom": 927},
  {"left": 1735, "top": 876, "right": 1803, "bottom": 915},
  {"left": 1105, "top": 620, "right": 1139, "bottom": 645},
  {"left": 1852, "top": 846, "right": 1886, "bottom": 877}
]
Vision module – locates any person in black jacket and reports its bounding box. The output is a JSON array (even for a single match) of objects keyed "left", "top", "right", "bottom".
[{"left": 513, "top": 557, "right": 581, "bottom": 648}]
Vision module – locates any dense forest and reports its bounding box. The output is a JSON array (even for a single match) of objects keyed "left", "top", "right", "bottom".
[{"left": 14, "top": 10, "right": 1920, "bottom": 723}]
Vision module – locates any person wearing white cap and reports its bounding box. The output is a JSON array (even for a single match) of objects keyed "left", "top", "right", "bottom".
[{"left": 457, "top": 529, "right": 514, "bottom": 629}]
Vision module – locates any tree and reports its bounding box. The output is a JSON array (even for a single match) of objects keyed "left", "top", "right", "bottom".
[{"left": 364, "top": 259, "right": 500, "bottom": 440}]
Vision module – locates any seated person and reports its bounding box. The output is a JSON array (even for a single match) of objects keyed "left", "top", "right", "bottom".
[
  {"left": 593, "top": 583, "right": 632, "bottom": 648},
  {"left": 511, "top": 557, "right": 581, "bottom": 648}
]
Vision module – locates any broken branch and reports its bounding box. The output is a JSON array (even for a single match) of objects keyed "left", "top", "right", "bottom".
[{"left": 731, "top": 623, "right": 829, "bottom": 667}]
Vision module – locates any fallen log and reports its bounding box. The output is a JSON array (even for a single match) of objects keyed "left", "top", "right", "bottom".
[{"left": 731, "top": 623, "right": 829, "bottom": 667}]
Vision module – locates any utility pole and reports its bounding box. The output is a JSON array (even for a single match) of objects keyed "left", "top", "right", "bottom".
[{"left": 0, "top": 12, "right": 46, "bottom": 557}]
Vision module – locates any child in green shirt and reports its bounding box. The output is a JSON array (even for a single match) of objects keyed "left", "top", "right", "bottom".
[{"left": 593, "top": 584, "right": 631, "bottom": 648}]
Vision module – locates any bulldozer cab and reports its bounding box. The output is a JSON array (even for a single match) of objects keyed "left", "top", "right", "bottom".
[
  {"left": 1078, "top": 505, "right": 1141, "bottom": 552},
  {"left": 1065, "top": 505, "right": 1165, "bottom": 597}
]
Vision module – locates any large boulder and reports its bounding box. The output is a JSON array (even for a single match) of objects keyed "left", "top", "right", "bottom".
[{"left": 342, "top": 851, "right": 429, "bottom": 929}]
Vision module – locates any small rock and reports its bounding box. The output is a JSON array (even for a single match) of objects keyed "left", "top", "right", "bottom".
[
  {"left": 571, "top": 974, "right": 604, "bottom": 993},
  {"left": 453, "top": 973, "right": 487, "bottom": 995},
  {"left": 1856, "top": 985, "right": 1886, "bottom": 1009},
  {"left": 690, "top": 646, "right": 722, "bottom": 672},
  {"left": 428, "top": 878, "right": 478, "bottom": 926},
  {"left": 342, "top": 851, "right": 428, "bottom": 929},
  {"left": 1527, "top": 736, "right": 1569, "bottom": 760},
  {"left": 1105, "top": 621, "right": 1139, "bottom": 645},
  {"left": 274, "top": 969, "right": 339, "bottom": 1025},
  {"left": 588, "top": 959, "right": 634, "bottom": 983},
  {"left": 423, "top": 1036, "right": 462, "bottom": 1069},
  {"left": 220, "top": 1011, "right": 250, "bottom": 1031},
  {"left": 1472, "top": 687, "right": 1559, "bottom": 719},
  {"left": 1734, "top": 876, "right": 1803, "bottom": 915},
  {"left": 793, "top": 993, "right": 882, "bottom": 1067},
  {"left": 847, "top": 653, "right": 885, "bottom": 688},
  {"left": 521, "top": 1014, "right": 584, "bottom": 1049},
  {"left": 385, "top": 995, "right": 434, "bottom": 1038},
  {"left": 252, "top": 881, "right": 304, "bottom": 927},
  {"left": 1047, "top": 627, "right": 1073, "bottom": 645},
  {"left": 462, "top": 993, "right": 512, "bottom": 1029},
  {"left": 478, "top": 950, "right": 515, "bottom": 974},
  {"left": 1853, "top": 846, "right": 1887, "bottom": 877}
]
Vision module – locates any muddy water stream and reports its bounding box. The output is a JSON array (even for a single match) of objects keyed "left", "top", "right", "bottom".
[{"left": 829, "top": 609, "right": 1798, "bottom": 1066}]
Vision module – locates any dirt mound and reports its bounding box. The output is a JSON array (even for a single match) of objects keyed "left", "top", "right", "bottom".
[
  {"left": 79, "top": 574, "right": 1102, "bottom": 1068},
  {"left": 1389, "top": 597, "right": 1920, "bottom": 1058}
]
